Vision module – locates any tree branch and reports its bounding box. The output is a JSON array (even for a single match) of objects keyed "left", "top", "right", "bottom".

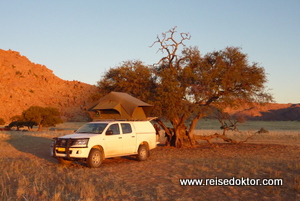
[{"left": 149, "top": 26, "right": 191, "bottom": 67}]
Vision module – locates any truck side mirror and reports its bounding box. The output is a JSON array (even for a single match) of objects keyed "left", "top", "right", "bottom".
[{"left": 106, "top": 130, "right": 113, "bottom": 135}]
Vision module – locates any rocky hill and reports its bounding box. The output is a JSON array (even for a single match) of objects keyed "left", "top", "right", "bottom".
[
  {"left": 0, "top": 49, "right": 299, "bottom": 124},
  {"left": 0, "top": 49, "right": 99, "bottom": 123}
]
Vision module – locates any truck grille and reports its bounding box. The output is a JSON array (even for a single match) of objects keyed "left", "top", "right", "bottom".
[
  {"left": 55, "top": 138, "right": 68, "bottom": 147},
  {"left": 55, "top": 139, "right": 68, "bottom": 147},
  {"left": 53, "top": 138, "right": 88, "bottom": 147}
]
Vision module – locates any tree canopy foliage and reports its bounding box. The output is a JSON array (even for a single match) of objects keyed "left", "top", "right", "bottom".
[
  {"left": 17, "top": 106, "right": 63, "bottom": 131},
  {"left": 97, "top": 27, "right": 273, "bottom": 147},
  {"left": 98, "top": 60, "right": 156, "bottom": 101},
  {"left": 22, "top": 106, "right": 63, "bottom": 131}
]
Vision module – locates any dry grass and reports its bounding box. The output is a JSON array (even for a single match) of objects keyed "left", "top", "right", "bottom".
[
  {"left": 193, "top": 130, "right": 300, "bottom": 146},
  {"left": 0, "top": 121, "right": 300, "bottom": 200}
]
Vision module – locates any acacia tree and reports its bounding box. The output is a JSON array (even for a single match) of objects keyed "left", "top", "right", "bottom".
[
  {"left": 97, "top": 27, "right": 273, "bottom": 147},
  {"left": 149, "top": 27, "right": 272, "bottom": 147},
  {"left": 22, "top": 106, "right": 63, "bottom": 131},
  {"left": 181, "top": 46, "right": 273, "bottom": 146}
]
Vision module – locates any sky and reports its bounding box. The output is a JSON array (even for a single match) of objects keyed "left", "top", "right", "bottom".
[{"left": 0, "top": 0, "right": 299, "bottom": 104}]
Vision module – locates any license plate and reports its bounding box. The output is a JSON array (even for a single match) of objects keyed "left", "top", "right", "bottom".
[{"left": 57, "top": 147, "right": 65, "bottom": 152}]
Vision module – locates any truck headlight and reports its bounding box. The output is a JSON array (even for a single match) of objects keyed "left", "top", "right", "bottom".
[{"left": 71, "top": 139, "right": 89, "bottom": 146}]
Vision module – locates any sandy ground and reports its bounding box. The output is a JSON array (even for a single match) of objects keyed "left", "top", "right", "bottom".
[{"left": 1, "top": 131, "right": 300, "bottom": 200}]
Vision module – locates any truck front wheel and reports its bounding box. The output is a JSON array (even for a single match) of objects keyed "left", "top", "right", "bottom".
[
  {"left": 87, "top": 148, "right": 103, "bottom": 168},
  {"left": 136, "top": 145, "right": 148, "bottom": 161}
]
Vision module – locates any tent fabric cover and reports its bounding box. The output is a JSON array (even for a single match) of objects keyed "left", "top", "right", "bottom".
[{"left": 89, "top": 92, "right": 153, "bottom": 120}]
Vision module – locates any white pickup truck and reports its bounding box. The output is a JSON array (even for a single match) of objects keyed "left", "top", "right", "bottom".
[{"left": 50, "top": 121, "right": 157, "bottom": 168}]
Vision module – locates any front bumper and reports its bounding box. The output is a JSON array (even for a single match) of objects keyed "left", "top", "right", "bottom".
[{"left": 51, "top": 138, "right": 90, "bottom": 159}]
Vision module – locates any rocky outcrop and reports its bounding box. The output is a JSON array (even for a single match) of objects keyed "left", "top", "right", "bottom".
[{"left": 0, "top": 49, "right": 99, "bottom": 122}]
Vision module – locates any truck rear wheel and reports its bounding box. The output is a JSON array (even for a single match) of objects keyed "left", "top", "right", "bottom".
[
  {"left": 87, "top": 148, "right": 103, "bottom": 168},
  {"left": 136, "top": 144, "right": 148, "bottom": 161}
]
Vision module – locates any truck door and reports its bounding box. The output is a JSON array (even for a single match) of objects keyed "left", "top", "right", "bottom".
[
  {"left": 121, "top": 123, "right": 136, "bottom": 154},
  {"left": 104, "top": 123, "right": 123, "bottom": 156}
]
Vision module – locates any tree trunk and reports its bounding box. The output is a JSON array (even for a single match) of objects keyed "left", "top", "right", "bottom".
[
  {"left": 174, "top": 126, "right": 184, "bottom": 148},
  {"left": 173, "top": 122, "right": 190, "bottom": 148},
  {"left": 187, "top": 118, "right": 197, "bottom": 147},
  {"left": 155, "top": 119, "right": 173, "bottom": 146},
  {"left": 38, "top": 124, "right": 43, "bottom": 131},
  {"left": 188, "top": 113, "right": 206, "bottom": 147},
  {"left": 157, "top": 118, "right": 190, "bottom": 148}
]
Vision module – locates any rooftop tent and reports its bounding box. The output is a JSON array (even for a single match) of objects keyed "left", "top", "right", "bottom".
[{"left": 89, "top": 92, "right": 153, "bottom": 120}]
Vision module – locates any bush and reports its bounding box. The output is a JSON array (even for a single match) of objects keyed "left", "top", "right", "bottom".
[
  {"left": 22, "top": 106, "right": 63, "bottom": 131},
  {"left": 8, "top": 121, "right": 38, "bottom": 130},
  {"left": 258, "top": 127, "right": 269, "bottom": 133}
]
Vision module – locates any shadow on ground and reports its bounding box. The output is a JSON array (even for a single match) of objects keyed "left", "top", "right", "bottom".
[
  {"left": 6, "top": 133, "right": 142, "bottom": 167},
  {"left": 7, "top": 133, "right": 57, "bottom": 163}
]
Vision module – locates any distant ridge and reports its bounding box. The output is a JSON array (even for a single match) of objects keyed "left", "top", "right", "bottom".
[{"left": 224, "top": 103, "right": 300, "bottom": 121}]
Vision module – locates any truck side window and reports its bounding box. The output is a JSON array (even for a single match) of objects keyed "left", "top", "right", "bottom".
[
  {"left": 107, "top": 124, "right": 120, "bottom": 135},
  {"left": 121, "top": 123, "right": 132, "bottom": 134}
]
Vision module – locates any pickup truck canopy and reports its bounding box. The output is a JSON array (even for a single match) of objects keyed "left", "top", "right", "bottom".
[{"left": 89, "top": 92, "right": 153, "bottom": 121}]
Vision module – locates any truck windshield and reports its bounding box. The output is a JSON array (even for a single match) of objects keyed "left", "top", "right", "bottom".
[{"left": 76, "top": 123, "right": 108, "bottom": 134}]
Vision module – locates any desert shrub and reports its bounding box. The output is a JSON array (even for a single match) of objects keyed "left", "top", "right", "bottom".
[
  {"left": 8, "top": 121, "right": 38, "bottom": 130},
  {"left": 258, "top": 127, "right": 269, "bottom": 133}
]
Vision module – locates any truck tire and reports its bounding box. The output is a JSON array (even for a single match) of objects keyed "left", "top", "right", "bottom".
[
  {"left": 87, "top": 148, "right": 103, "bottom": 168},
  {"left": 136, "top": 144, "right": 148, "bottom": 161}
]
